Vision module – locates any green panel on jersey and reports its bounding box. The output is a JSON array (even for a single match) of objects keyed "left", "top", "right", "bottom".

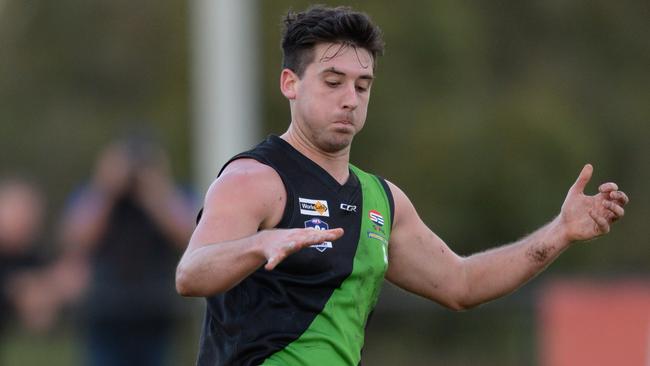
[{"left": 263, "top": 165, "right": 392, "bottom": 366}]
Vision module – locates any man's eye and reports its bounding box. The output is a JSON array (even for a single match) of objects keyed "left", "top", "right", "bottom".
[
  {"left": 356, "top": 85, "right": 368, "bottom": 93},
  {"left": 325, "top": 81, "right": 340, "bottom": 87}
]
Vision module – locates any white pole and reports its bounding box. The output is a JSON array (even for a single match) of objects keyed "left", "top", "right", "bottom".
[{"left": 191, "top": 0, "right": 260, "bottom": 193}]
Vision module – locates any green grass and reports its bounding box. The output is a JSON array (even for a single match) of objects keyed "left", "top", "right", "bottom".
[{"left": 0, "top": 325, "right": 78, "bottom": 366}]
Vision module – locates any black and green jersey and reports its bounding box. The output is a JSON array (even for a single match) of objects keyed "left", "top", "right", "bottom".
[{"left": 197, "top": 135, "right": 394, "bottom": 366}]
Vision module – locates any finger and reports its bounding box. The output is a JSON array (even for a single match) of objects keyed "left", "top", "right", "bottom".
[
  {"left": 603, "top": 200, "right": 624, "bottom": 219},
  {"left": 323, "top": 228, "right": 344, "bottom": 240},
  {"left": 609, "top": 190, "right": 629, "bottom": 206},
  {"left": 265, "top": 241, "right": 296, "bottom": 270},
  {"left": 264, "top": 258, "right": 276, "bottom": 271},
  {"left": 265, "top": 254, "right": 283, "bottom": 271},
  {"left": 571, "top": 164, "right": 593, "bottom": 194},
  {"left": 598, "top": 182, "right": 619, "bottom": 193},
  {"left": 300, "top": 229, "right": 325, "bottom": 246},
  {"left": 288, "top": 228, "right": 344, "bottom": 254},
  {"left": 301, "top": 228, "right": 344, "bottom": 245},
  {"left": 589, "top": 210, "right": 610, "bottom": 234}
]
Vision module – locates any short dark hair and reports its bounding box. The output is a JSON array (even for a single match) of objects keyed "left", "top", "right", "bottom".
[{"left": 281, "top": 5, "right": 384, "bottom": 77}]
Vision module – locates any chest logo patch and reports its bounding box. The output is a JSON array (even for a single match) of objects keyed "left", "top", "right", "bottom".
[
  {"left": 369, "top": 210, "right": 385, "bottom": 227},
  {"left": 299, "top": 197, "right": 329, "bottom": 217},
  {"left": 304, "top": 218, "right": 333, "bottom": 252}
]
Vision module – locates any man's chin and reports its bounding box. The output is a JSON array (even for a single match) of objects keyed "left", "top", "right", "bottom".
[{"left": 319, "top": 134, "right": 354, "bottom": 153}]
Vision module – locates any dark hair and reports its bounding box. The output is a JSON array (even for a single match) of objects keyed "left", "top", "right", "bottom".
[{"left": 281, "top": 5, "right": 384, "bottom": 77}]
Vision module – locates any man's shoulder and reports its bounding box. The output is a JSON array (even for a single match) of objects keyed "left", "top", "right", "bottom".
[
  {"left": 203, "top": 157, "right": 286, "bottom": 227},
  {"left": 218, "top": 158, "right": 283, "bottom": 190}
]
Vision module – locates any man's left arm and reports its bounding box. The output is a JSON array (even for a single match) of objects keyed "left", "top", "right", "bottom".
[{"left": 385, "top": 164, "right": 629, "bottom": 311}]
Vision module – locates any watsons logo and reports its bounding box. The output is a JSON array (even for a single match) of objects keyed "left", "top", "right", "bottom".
[
  {"left": 299, "top": 197, "right": 329, "bottom": 217},
  {"left": 304, "top": 218, "right": 333, "bottom": 252}
]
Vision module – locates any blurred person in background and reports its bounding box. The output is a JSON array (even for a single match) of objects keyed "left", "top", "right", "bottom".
[
  {"left": 59, "top": 134, "right": 195, "bottom": 366},
  {"left": 175, "top": 5, "right": 630, "bottom": 366},
  {"left": 0, "top": 177, "right": 59, "bottom": 335}
]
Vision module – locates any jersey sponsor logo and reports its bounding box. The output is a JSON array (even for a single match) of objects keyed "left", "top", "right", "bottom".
[
  {"left": 304, "top": 218, "right": 333, "bottom": 252},
  {"left": 367, "top": 231, "right": 387, "bottom": 245},
  {"left": 369, "top": 210, "right": 384, "bottom": 226},
  {"left": 299, "top": 197, "right": 329, "bottom": 217},
  {"left": 340, "top": 203, "right": 357, "bottom": 212},
  {"left": 369, "top": 209, "right": 386, "bottom": 234}
]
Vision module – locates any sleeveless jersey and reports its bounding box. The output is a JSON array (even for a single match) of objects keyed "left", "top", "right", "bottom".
[{"left": 197, "top": 135, "right": 394, "bottom": 366}]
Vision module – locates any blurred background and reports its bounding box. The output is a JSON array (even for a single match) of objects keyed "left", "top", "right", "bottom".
[{"left": 0, "top": 0, "right": 648, "bottom": 365}]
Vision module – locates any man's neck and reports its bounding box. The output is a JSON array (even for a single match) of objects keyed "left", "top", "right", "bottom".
[{"left": 280, "top": 128, "right": 350, "bottom": 185}]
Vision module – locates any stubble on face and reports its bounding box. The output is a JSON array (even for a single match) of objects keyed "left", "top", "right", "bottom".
[{"left": 311, "top": 121, "right": 355, "bottom": 153}]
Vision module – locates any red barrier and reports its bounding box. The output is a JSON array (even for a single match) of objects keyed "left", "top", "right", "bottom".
[{"left": 538, "top": 279, "right": 650, "bottom": 366}]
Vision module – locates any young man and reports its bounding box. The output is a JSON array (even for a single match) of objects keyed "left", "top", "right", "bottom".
[{"left": 176, "top": 6, "right": 629, "bottom": 366}]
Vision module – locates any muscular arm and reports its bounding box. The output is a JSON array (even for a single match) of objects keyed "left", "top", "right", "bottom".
[
  {"left": 386, "top": 164, "right": 628, "bottom": 311},
  {"left": 175, "top": 159, "right": 343, "bottom": 297}
]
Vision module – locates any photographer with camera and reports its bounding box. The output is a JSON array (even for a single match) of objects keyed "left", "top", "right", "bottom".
[{"left": 59, "top": 134, "right": 195, "bottom": 366}]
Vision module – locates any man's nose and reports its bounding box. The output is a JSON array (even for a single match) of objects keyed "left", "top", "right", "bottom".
[{"left": 340, "top": 84, "right": 358, "bottom": 111}]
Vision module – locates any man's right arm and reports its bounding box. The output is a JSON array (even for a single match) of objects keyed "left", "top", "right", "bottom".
[{"left": 175, "top": 159, "right": 342, "bottom": 297}]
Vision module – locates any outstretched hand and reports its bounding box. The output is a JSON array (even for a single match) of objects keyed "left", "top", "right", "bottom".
[
  {"left": 261, "top": 228, "right": 344, "bottom": 270},
  {"left": 559, "top": 164, "right": 629, "bottom": 242}
]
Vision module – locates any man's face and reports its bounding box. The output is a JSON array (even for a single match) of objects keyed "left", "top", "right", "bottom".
[{"left": 286, "top": 42, "right": 374, "bottom": 153}]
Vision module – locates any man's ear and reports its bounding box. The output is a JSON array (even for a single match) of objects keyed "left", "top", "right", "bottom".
[{"left": 280, "top": 68, "right": 299, "bottom": 100}]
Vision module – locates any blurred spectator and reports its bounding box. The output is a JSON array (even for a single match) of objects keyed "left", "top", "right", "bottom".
[
  {"left": 59, "top": 135, "right": 195, "bottom": 366},
  {"left": 0, "top": 178, "right": 57, "bottom": 334}
]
